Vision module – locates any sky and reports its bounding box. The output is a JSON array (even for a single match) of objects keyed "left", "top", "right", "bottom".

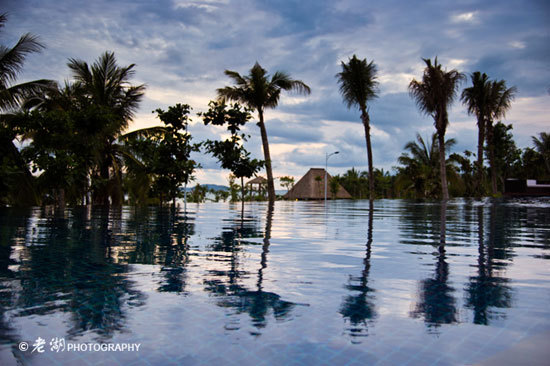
[{"left": 3, "top": 0, "right": 550, "bottom": 188}]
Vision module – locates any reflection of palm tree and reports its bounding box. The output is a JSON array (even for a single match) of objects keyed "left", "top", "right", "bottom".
[
  {"left": 0, "top": 208, "right": 34, "bottom": 347},
  {"left": 465, "top": 204, "right": 512, "bottom": 324},
  {"left": 8, "top": 207, "right": 145, "bottom": 339},
  {"left": 157, "top": 208, "right": 194, "bottom": 294},
  {"left": 123, "top": 206, "right": 194, "bottom": 293},
  {"left": 205, "top": 203, "right": 300, "bottom": 332},
  {"left": 340, "top": 201, "right": 376, "bottom": 342},
  {"left": 410, "top": 202, "right": 458, "bottom": 331}
]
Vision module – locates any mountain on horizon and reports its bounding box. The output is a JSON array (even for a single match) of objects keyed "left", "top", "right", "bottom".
[{"left": 181, "top": 184, "right": 229, "bottom": 192}]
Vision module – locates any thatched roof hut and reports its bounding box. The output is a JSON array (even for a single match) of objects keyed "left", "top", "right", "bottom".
[
  {"left": 284, "top": 168, "right": 351, "bottom": 200},
  {"left": 246, "top": 176, "right": 267, "bottom": 185},
  {"left": 246, "top": 176, "right": 267, "bottom": 195}
]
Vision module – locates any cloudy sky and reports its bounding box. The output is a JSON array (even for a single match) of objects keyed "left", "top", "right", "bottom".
[{"left": 4, "top": 0, "right": 549, "bottom": 188}]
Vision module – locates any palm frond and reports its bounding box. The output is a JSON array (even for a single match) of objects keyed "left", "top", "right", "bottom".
[
  {"left": 120, "top": 126, "right": 169, "bottom": 141},
  {"left": 0, "top": 79, "right": 57, "bottom": 111},
  {"left": 336, "top": 55, "right": 378, "bottom": 111},
  {"left": 223, "top": 70, "right": 247, "bottom": 87},
  {"left": 0, "top": 33, "right": 44, "bottom": 86},
  {"left": 218, "top": 62, "right": 310, "bottom": 113}
]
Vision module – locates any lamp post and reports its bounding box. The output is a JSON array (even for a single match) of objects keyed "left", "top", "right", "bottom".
[
  {"left": 183, "top": 121, "right": 188, "bottom": 214},
  {"left": 325, "top": 151, "right": 339, "bottom": 203}
]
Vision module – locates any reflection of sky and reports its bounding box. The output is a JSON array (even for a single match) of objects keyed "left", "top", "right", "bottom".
[
  {"left": 3, "top": 0, "right": 550, "bottom": 187},
  {"left": 1, "top": 199, "right": 550, "bottom": 364}
]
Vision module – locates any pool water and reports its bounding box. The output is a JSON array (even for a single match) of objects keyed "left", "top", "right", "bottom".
[{"left": 1, "top": 199, "right": 549, "bottom": 365}]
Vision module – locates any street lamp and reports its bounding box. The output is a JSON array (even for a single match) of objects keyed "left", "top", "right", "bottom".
[
  {"left": 183, "top": 121, "right": 188, "bottom": 214},
  {"left": 325, "top": 151, "right": 339, "bottom": 203}
]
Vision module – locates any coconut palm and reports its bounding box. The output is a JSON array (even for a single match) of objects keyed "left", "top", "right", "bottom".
[
  {"left": 0, "top": 13, "right": 55, "bottom": 205},
  {"left": 396, "top": 133, "right": 458, "bottom": 198},
  {"left": 461, "top": 72, "right": 491, "bottom": 195},
  {"left": 485, "top": 80, "right": 516, "bottom": 195},
  {"left": 532, "top": 132, "right": 550, "bottom": 175},
  {"left": 409, "top": 58, "right": 464, "bottom": 200},
  {"left": 217, "top": 62, "right": 311, "bottom": 203},
  {"left": 0, "top": 13, "right": 54, "bottom": 112},
  {"left": 336, "top": 55, "right": 379, "bottom": 201},
  {"left": 67, "top": 51, "right": 146, "bottom": 204}
]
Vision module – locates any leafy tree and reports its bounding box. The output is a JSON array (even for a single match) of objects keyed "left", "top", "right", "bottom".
[
  {"left": 532, "top": 132, "right": 550, "bottom": 176},
  {"left": 519, "top": 148, "right": 546, "bottom": 180},
  {"left": 461, "top": 72, "right": 491, "bottom": 195},
  {"left": 217, "top": 62, "right": 310, "bottom": 203},
  {"left": 329, "top": 177, "right": 340, "bottom": 199},
  {"left": 332, "top": 168, "right": 369, "bottom": 199},
  {"left": 336, "top": 55, "right": 379, "bottom": 201},
  {"left": 210, "top": 188, "right": 230, "bottom": 202},
  {"left": 188, "top": 184, "right": 207, "bottom": 203},
  {"left": 227, "top": 174, "right": 240, "bottom": 203},
  {"left": 0, "top": 13, "right": 55, "bottom": 205},
  {"left": 201, "top": 101, "right": 263, "bottom": 207},
  {"left": 123, "top": 104, "right": 200, "bottom": 206},
  {"left": 374, "top": 168, "right": 396, "bottom": 198},
  {"left": 485, "top": 80, "right": 516, "bottom": 195},
  {"left": 17, "top": 108, "right": 92, "bottom": 206},
  {"left": 279, "top": 176, "right": 295, "bottom": 194},
  {"left": 488, "top": 122, "right": 521, "bottom": 191},
  {"left": 449, "top": 150, "right": 476, "bottom": 197},
  {"left": 409, "top": 58, "right": 465, "bottom": 200}
]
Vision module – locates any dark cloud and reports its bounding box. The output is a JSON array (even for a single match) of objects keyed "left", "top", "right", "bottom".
[
  {"left": 265, "top": 119, "right": 324, "bottom": 143},
  {"left": 257, "top": 0, "right": 373, "bottom": 37}
]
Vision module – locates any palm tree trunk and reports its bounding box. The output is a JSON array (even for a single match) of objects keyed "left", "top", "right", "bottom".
[
  {"left": 100, "top": 162, "right": 110, "bottom": 205},
  {"left": 111, "top": 170, "right": 123, "bottom": 206},
  {"left": 257, "top": 109, "right": 276, "bottom": 203},
  {"left": 476, "top": 117, "right": 485, "bottom": 196},
  {"left": 486, "top": 121, "right": 498, "bottom": 195},
  {"left": 56, "top": 188, "right": 65, "bottom": 208},
  {"left": 361, "top": 109, "right": 374, "bottom": 201},
  {"left": 437, "top": 128, "right": 449, "bottom": 200},
  {"left": 3, "top": 140, "right": 39, "bottom": 205}
]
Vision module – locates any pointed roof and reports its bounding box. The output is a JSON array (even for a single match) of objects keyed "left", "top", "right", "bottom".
[
  {"left": 246, "top": 176, "right": 267, "bottom": 185},
  {"left": 284, "top": 168, "right": 351, "bottom": 200}
]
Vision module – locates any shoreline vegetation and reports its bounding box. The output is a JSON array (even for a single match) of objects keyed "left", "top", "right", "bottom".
[{"left": 1, "top": 14, "right": 549, "bottom": 207}]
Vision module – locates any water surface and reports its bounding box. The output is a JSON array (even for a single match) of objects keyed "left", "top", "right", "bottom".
[{"left": 1, "top": 199, "right": 549, "bottom": 365}]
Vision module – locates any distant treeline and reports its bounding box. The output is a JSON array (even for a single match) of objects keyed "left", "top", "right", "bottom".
[{"left": 332, "top": 126, "right": 548, "bottom": 200}]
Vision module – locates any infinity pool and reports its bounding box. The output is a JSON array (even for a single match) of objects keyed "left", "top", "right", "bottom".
[{"left": 1, "top": 199, "right": 549, "bottom": 365}]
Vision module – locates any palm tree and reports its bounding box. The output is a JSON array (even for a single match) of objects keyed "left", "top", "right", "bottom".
[
  {"left": 409, "top": 58, "right": 464, "bottom": 200},
  {"left": 397, "top": 133, "right": 458, "bottom": 198},
  {"left": 461, "top": 72, "right": 491, "bottom": 195},
  {"left": 67, "top": 51, "right": 146, "bottom": 204},
  {"left": 217, "top": 62, "right": 311, "bottom": 203},
  {"left": 532, "top": 132, "right": 550, "bottom": 176},
  {"left": 485, "top": 79, "right": 516, "bottom": 195},
  {"left": 0, "top": 13, "right": 54, "bottom": 112},
  {"left": 0, "top": 13, "right": 55, "bottom": 205},
  {"left": 336, "top": 55, "right": 379, "bottom": 201}
]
